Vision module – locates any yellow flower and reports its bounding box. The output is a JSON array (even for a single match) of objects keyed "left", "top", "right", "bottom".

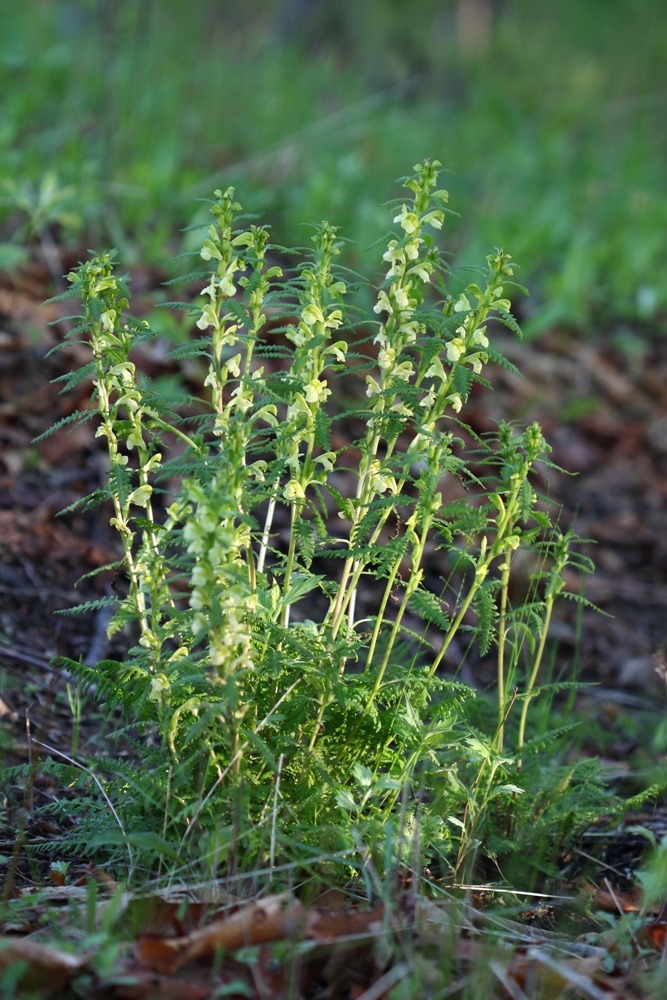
[
  {"left": 473, "top": 327, "right": 489, "bottom": 348},
  {"left": 284, "top": 480, "right": 306, "bottom": 502},
  {"left": 378, "top": 346, "right": 396, "bottom": 370},
  {"left": 197, "top": 302, "right": 219, "bottom": 331},
  {"left": 301, "top": 303, "right": 325, "bottom": 326},
  {"left": 373, "top": 290, "right": 392, "bottom": 315},
  {"left": 446, "top": 338, "right": 465, "bottom": 363},
  {"left": 225, "top": 353, "right": 242, "bottom": 378},
  {"left": 393, "top": 205, "right": 420, "bottom": 234},
  {"left": 101, "top": 309, "right": 116, "bottom": 332},
  {"left": 304, "top": 378, "right": 331, "bottom": 404},
  {"left": 393, "top": 284, "right": 410, "bottom": 310}
]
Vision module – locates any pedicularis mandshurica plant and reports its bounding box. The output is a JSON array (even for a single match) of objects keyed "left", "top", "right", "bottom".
[{"left": 42, "top": 160, "right": 622, "bottom": 885}]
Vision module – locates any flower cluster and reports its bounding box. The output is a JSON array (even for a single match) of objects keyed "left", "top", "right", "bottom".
[
  {"left": 410, "top": 249, "right": 516, "bottom": 444},
  {"left": 67, "top": 256, "right": 174, "bottom": 664},
  {"left": 360, "top": 162, "right": 447, "bottom": 475},
  {"left": 327, "top": 167, "right": 518, "bottom": 641},
  {"left": 183, "top": 478, "right": 255, "bottom": 675},
  {"left": 183, "top": 189, "right": 282, "bottom": 668},
  {"left": 194, "top": 188, "right": 282, "bottom": 423},
  {"left": 279, "top": 222, "right": 347, "bottom": 492}
]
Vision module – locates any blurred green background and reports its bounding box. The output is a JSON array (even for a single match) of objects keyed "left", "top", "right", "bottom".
[{"left": 1, "top": 0, "right": 666, "bottom": 335}]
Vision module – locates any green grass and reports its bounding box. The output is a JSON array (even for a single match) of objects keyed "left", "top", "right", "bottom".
[
  {"left": 0, "top": 0, "right": 667, "bottom": 333},
  {"left": 2, "top": 1, "right": 667, "bottom": 326}
]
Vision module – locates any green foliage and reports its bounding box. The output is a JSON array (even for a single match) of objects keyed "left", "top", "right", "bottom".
[
  {"left": 1, "top": 2, "right": 667, "bottom": 331},
  {"left": 19, "top": 161, "right": 634, "bottom": 891}
]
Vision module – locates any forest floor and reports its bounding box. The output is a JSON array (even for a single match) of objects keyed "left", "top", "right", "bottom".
[{"left": 1, "top": 252, "right": 667, "bottom": 997}]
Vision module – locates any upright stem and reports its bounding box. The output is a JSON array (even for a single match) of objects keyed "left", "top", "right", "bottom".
[
  {"left": 307, "top": 697, "right": 329, "bottom": 752},
  {"left": 245, "top": 540, "right": 257, "bottom": 594},
  {"left": 93, "top": 362, "right": 151, "bottom": 645},
  {"left": 227, "top": 725, "right": 241, "bottom": 877},
  {"left": 431, "top": 467, "right": 524, "bottom": 679},
  {"left": 455, "top": 688, "right": 518, "bottom": 876},
  {"left": 364, "top": 556, "right": 403, "bottom": 673},
  {"left": 347, "top": 569, "right": 358, "bottom": 630},
  {"left": 257, "top": 482, "right": 279, "bottom": 574},
  {"left": 363, "top": 517, "right": 431, "bottom": 714},
  {"left": 329, "top": 553, "right": 355, "bottom": 636},
  {"left": 517, "top": 596, "right": 554, "bottom": 763},
  {"left": 280, "top": 502, "right": 299, "bottom": 626},
  {"left": 496, "top": 552, "right": 512, "bottom": 752},
  {"left": 330, "top": 467, "right": 399, "bottom": 640},
  {"left": 427, "top": 582, "right": 480, "bottom": 679},
  {"left": 329, "top": 422, "right": 398, "bottom": 636}
]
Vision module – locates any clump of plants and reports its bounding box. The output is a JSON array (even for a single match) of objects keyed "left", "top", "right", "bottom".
[{"left": 33, "top": 160, "right": 637, "bottom": 888}]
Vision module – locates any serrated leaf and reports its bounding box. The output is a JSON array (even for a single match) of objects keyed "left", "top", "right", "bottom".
[
  {"left": 243, "top": 730, "right": 277, "bottom": 773},
  {"left": 493, "top": 784, "right": 524, "bottom": 796},
  {"left": 89, "top": 830, "right": 182, "bottom": 863},
  {"left": 43, "top": 287, "right": 79, "bottom": 305},
  {"left": 325, "top": 484, "right": 355, "bottom": 521},
  {"left": 54, "top": 596, "right": 119, "bottom": 616},
  {"left": 335, "top": 789, "right": 357, "bottom": 811},
  {"left": 53, "top": 361, "right": 97, "bottom": 394},
  {"left": 351, "top": 763, "right": 372, "bottom": 787},
  {"left": 32, "top": 409, "right": 95, "bottom": 443},
  {"left": 283, "top": 574, "right": 323, "bottom": 606},
  {"left": 409, "top": 589, "right": 451, "bottom": 632},
  {"left": 496, "top": 308, "right": 523, "bottom": 341},
  {"left": 473, "top": 581, "right": 498, "bottom": 656}
]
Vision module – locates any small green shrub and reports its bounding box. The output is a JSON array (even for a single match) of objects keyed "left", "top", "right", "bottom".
[{"left": 36, "top": 160, "right": 639, "bottom": 887}]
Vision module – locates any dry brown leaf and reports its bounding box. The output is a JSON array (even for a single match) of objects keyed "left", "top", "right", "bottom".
[
  {"left": 0, "top": 937, "right": 87, "bottom": 992},
  {"left": 136, "top": 893, "right": 303, "bottom": 974},
  {"left": 72, "top": 865, "right": 119, "bottom": 892},
  {"left": 112, "top": 969, "right": 232, "bottom": 1000},
  {"left": 304, "top": 903, "right": 385, "bottom": 941},
  {"left": 93, "top": 867, "right": 119, "bottom": 892},
  {"left": 526, "top": 947, "right": 624, "bottom": 1000},
  {"left": 121, "top": 895, "right": 212, "bottom": 936},
  {"left": 136, "top": 895, "right": 388, "bottom": 975},
  {"left": 590, "top": 884, "right": 643, "bottom": 913},
  {"left": 638, "top": 920, "right": 667, "bottom": 951},
  {"left": 312, "top": 888, "right": 348, "bottom": 910}
]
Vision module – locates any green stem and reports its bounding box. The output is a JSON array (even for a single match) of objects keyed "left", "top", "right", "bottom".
[
  {"left": 364, "top": 557, "right": 403, "bottom": 673},
  {"left": 429, "top": 479, "right": 523, "bottom": 679},
  {"left": 329, "top": 553, "right": 355, "bottom": 636},
  {"left": 307, "top": 695, "right": 329, "bottom": 752},
  {"left": 428, "top": 581, "right": 480, "bottom": 679},
  {"left": 257, "top": 483, "right": 278, "bottom": 574},
  {"left": 495, "top": 551, "right": 512, "bottom": 752},
  {"left": 93, "top": 363, "right": 152, "bottom": 646},
  {"left": 136, "top": 446, "right": 177, "bottom": 626},
  {"left": 280, "top": 502, "right": 299, "bottom": 626},
  {"left": 517, "top": 596, "right": 554, "bottom": 763},
  {"left": 363, "top": 517, "right": 431, "bottom": 714},
  {"left": 330, "top": 449, "right": 401, "bottom": 639},
  {"left": 149, "top": 416, "right": 203, "bottom": 456},
  {"left": 455, "top": 688, "right": 518, "bottom": 876},
  {"left": 245, "top": 540, "right": 257, "bottom": 595},
  {"left": 330, "top": 393, "right": 458, "bottom": 642}
]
